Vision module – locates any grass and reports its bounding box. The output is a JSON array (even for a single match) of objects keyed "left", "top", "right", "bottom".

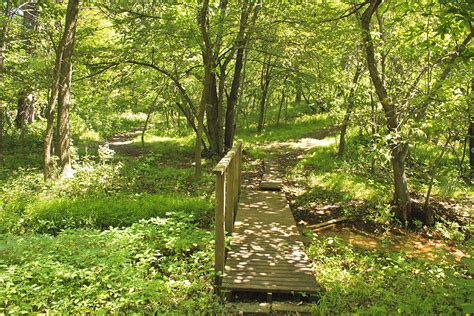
[
  {"left": 237, "top": 112, "right": 335, "bottom": 144},
  {"left": 2, "top": 193, "right": 212, "bottom": 234},
  {"left": 308, "top": 235, "right": 474, "bottom": 315}
]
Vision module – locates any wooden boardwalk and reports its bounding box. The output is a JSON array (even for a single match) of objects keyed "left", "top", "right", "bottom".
[{"left": 221, "top": 189, "right": 319, "bottom": 294}]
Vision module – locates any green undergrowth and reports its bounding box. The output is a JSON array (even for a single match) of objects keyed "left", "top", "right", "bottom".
[
  {"left": 238, "top": 113, "right": 335, "bottom": 145},
  {"left": 0, "top": 216, "right": 219, "bottom": 314},
  {"left": 291, "top": 127, "right": 472, "bottom": 225},
  {"left": 309, "top": 236, "right": 474, "bottom": 315},
  {"left": 290, "top": 133, "right": 392, "bottom": 223},
  {"left": 1, "top": 193, "right": 212, "bottom": 235},
  {"left": 0, "top": 130, "right": 219, "bottom": 313}
]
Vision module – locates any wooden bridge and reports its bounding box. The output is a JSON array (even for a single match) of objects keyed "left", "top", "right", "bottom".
[{"left": 212, "top": 141, "right": 319, "bottom": 298}]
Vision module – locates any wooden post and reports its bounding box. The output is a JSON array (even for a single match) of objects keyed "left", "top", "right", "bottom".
[
  {"left": 212, "top": 141, "right": 244, "bottom": 288},
  {"left": 225, "top": 167, "right": 233, "bottom": 234},
  {"left": 233, "top": 149, "right": 239, "bottom": 210},
  {"left": 214, "top": 171, "right": 226, "bottom": 286},
  {"left": 237, "top": 141, "right": 243, "bottom": 196}
]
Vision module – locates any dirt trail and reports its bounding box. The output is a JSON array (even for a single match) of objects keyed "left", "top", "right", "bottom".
[
  {"left": 253, "top": 125, "right": 471, "bottom": 264},
  {"left": 106, "top": 128, "right": 145, "bottom": 156}
]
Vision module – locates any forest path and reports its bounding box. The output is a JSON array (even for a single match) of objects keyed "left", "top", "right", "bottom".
[
  {"left": 105, "top": 127, "right": 156, "bottom": 157},
  {"left": 251, "top": 125, "right": 470, "bottom": 263}
]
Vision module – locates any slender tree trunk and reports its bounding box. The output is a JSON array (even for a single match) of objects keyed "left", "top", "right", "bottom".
[
  {"left": 338, "top": 65, "right": 362, "bottom": 156},
  {"left": 470, "top": 69, "right": 474, "bottom": 180},
  {"left": 257, "top": 55, "right": 272, "bottom": 133},
  {"left": 195, "top": 79, "right": 208, "bottom": 177},
  {"left": 276, "top": 88, "right": 285, "bottom": 126},
  {"left": 362, "top": 0, "right": 411, "bottom": 223},
  {"left": 424, "top": 135, "right": 451, "bottom": 225},
  {"left": 370, "top": 91, "right": 376, "bottom": 172},
  {"left": 15, "top": 2, "right": 38, "bottom": 130},
  {"left": 257, "top": 79, "right": 270, "bottom": 133},
  {"left": 44, "top": 45, "right": 63, "bottom": 180},
  {"left": 56, "top": 0, "right": 80, "bottom": 179},
  {"left": 237, "top": 48, "right": 249, "bottom": 131},
  {"left": 0, "top": 107, "right": 3, "bottom": 167},
  {"left": 142, "top": 107, "right": 154, "bottom": 148},
  {"left": 295, "top": 72, "right": 302, "bottom": 103},
  {"left": 224, "top": 45, "right": 245, "bottom": 149},
  {"left": 0, "top": 1, "right": 11, "bottom": 167}
]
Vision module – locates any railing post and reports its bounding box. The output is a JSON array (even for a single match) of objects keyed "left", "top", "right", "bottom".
[
  {"left": 212, "top": 141, "right": 243, "bottom": 288},
  {"left": 236, "top": 141, "right": 242, "bottom": 196},
  {"left": 225, "top": 154, "right": 234, "bottom": 234},
  {"left": 233, "top": 148, "right": 239, "bottom": 211},
  {"left": 214, "top": 171, "right": 226, "bottom": 286}
]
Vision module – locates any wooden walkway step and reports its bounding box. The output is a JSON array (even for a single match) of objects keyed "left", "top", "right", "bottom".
[
  {"left": 259, "top": 160, "right": 283, "bottom": 191},
  {"left": 221, "top": 190, "right": 319, "bottom": 294}
]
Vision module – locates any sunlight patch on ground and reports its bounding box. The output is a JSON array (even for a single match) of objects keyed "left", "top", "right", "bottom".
[
  {"left": 262, "top": 137, "right": 336, "bottom": 150},
  {"left": 109, "top": 139, "right": 134, "bottom": 146},
  {"left": 136, "top": 135, "right": 175, "bottom": 143},
  {"left": 318, "top": 227, "right": 470, "bottom": 262}
]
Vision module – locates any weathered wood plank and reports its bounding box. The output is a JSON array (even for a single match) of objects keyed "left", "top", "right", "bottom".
[
  {"left": 222, "top": 189, "right": 319, "bottom": 294},
  {"left": 222, "top": 282, "right": 319, "bottom": 293},
  {"left": 259, "top": 160, "right": 284, "bottom": 191}
]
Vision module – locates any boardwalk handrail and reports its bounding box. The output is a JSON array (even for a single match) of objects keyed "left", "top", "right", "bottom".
[{"left": 212, "top": 140, "right": 243, "bottom": 286}]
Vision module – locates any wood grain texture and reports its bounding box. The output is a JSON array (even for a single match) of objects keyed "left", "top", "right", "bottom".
[
  {"left": 259, "top": 160, "right": 284, "bottom": 191},
  {"left": 222, "top": 190, "right": 319, "bottom": 294}
]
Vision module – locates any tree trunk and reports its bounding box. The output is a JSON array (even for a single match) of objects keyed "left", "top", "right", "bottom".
[
  {"left": 198, "top": 0, "right": 221, "bottom": 156},
  {"left": 370, "top": 91, "right": 376, "bottom": 172},
  {"left": 141, "top": 107, "right": 153, "bottom": 148},
  {"left": 276, "top": 88, "right": 285, "bottom": 126},
  {"left": 257, "top": 79, "right": 270, "bottom": 133},
  {"left": 0, "top": 107, "right": 3, "bottom": 167},
  {"left": 56, "top": 0, "right": 80, "bottom": 179},
  {"left": 338, "top": 65, "right": 362, "bottom": 157},
  {"left": 0, "top": 1, "right": 11, "bottom": 167},
  {"left": 44, "top": 44, "right": 63, "bottom": 180},
  {"left": 194, "top": 76, "right": 208, "bottom": 177},
  {"left": 295, "top": 78, "right": 302, "bottom": 103},
  {"left": 391, "top": 145, "right": 410, "bottom": 223},
  {"left": 224, "top": 45, "right": 245, "bottom": 149},
  {"left": 470, "top": 70, "right": 473, "bottom": 180},
  {"left": 257, "top": 55, "right": 272, "bottom": 133},
  {"left": 362, "top": 0, "right": 412, "bottom": 223},
  {"left": 424, "top": 135, "right": 451, "bottom": 225},
  {"left": 15, "top": 91, "right": 35, "bottom": 129},
  {"left": 15, "top": 2, "right": 38, "bottom": 130}
]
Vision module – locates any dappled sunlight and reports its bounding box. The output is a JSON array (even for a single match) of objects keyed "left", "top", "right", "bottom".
[
  {"left": 318, "top": 227, "right": 470, "bottom": 262},
  {"left": 262, "top": 137, "right": 336, "bottom": 151},
  {"left": 222, "top": 190, "right": 319, "bottom": 293}
]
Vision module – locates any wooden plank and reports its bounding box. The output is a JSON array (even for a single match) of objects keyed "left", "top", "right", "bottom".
[
  {"left": 225, "top": 266, "right": 314, "bottom": 273},
  {"left": 222, "top": 283, "right": 318, "bottom": 293},
  {"left": 223, "top": 279, "right": 317, "bottom": 288},
  {"left": 259, "top": 160, "right": 284, "bottom": 191},
  {"left": 222, "top": 187, "right": 319, "bottom": 294},
  {"left": 224, "top": 273, "right": 317, "bottom": 283}
]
